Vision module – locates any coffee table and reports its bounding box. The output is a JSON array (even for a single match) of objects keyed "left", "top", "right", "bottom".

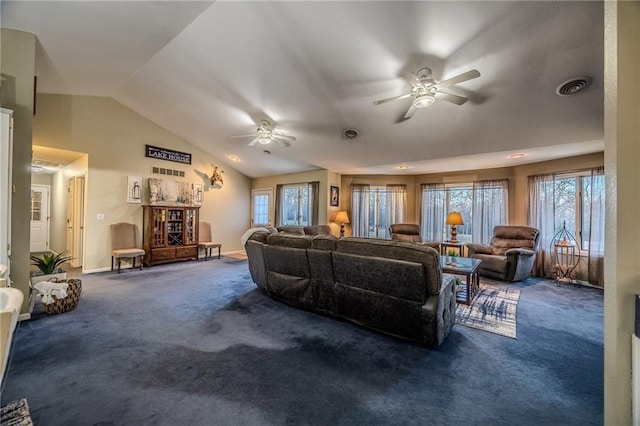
[{"left": 440, "top": 256, "right": 482, "bottom": 305}]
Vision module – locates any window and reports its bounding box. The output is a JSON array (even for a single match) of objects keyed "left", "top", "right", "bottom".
[
  {"left": 421, "top": 180, "right": 508, "bottom": 244},
  {"left": 527, "top": 167, "right": 605, "bottom": 285},
  {"left": 275, "top": 182, "right": 318, "bottom": 226},
  {"left": 351, "top": 184, "right": 406, "bottom": 238},
  {"left": 548, "top": 173, "right": 605, "bottom": 253}
]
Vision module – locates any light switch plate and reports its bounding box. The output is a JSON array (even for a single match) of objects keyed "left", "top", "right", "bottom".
[{"left": 97, "top": 213, "right": 105, "bottom": 220}]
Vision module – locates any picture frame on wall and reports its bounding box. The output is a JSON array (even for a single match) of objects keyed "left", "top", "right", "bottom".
[
  {"left": 330, "top": 186, "right": 339, "bottom": 207},
  {"left": 127, "top": 176, "right": 142, "bottom": 204}
]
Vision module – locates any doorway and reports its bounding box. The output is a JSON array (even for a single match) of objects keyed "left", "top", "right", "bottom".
[
  {"left": 30, "top": 185, "right": 50, "bottom": 253},
  {"left": 251, "top": 188, "right": 273, "bottom": 228}
]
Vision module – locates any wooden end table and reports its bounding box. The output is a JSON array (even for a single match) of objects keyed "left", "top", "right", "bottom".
[{"left": 440, "top": 256, "right": 482, "bottom": 305}]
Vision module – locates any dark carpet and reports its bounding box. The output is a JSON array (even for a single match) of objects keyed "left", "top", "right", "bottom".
[{"left": 1, "top": 257, "right": 603, "bottom": 425}]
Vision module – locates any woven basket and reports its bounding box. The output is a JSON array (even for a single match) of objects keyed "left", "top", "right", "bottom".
[{"left": 43, "top": 278, "right": 82, "bottom": 315}]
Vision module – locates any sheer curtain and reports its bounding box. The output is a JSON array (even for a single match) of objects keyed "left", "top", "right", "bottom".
[
  {"left": 583, "top": 167, "right": 605, "bottom": 286},
  {"left": 472, "top": 179, "right": 509, "bottom": 244},
  {"left": 527, "top": 173, "right": 556, "bottom": 277},
  {"left": 274, "top": 184, "right": 284, "bottom": 226},
  {"left": 309, "top": 181, "right": 319, "bottom": 225},
  {"left": 420, "top": 184, "right": 447, "bottom": 242},
  {"left": 385, "top": 184, "right": 407, "bottom": 238},
  {"left": 351, "top": 184, "right": 370, "bottom": 237}
]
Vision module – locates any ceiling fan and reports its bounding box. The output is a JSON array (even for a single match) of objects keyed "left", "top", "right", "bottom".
[
  {"left": 231, "top": 120, "right": 296, "bottom": 147},
  {"left": 373, "top": 67, "right": 481, "bottom": 119}
]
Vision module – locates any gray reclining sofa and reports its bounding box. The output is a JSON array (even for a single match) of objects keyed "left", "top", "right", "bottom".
[{"left": 245, "top": 230, "right": 456, "bottom": 348}]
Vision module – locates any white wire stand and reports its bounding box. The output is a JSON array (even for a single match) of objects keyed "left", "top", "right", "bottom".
[{"left": 550, "top": 222, "right": 580, "bottom": 286}]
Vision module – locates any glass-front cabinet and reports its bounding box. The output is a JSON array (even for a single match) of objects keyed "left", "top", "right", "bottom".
[{"left": 143, "top": 206, "right": 199, "bottom": 266}]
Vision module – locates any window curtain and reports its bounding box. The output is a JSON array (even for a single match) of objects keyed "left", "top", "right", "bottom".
[
  {"left": 420, "top": 184, "right": 447, "bottom": 242},
  {"left": 526, "top": 173, "right": 556, "bottom": 277},
  {"left": 351, "top": 184, "right": 370, "bottom": 237},
  {"left": 309, "top": 181, "right": 319, "bottom": 225},
  {"left": 274, "top": 184, "right": 284, "bottom": 226},
  {"left": 582, "top": 167, "right": 605, "bottom": 286},
  {"left": 385, "top": 184, "right": 407, "bottom": 238},
  {"left": 472, "top": 179, "right": 509, "bottom": 245}
]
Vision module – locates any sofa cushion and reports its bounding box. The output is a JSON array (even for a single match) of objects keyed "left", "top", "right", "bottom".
[
  {"left": 276, "top": 225, "right": 305, "bottom": 235},
  {"left": 304, "top": 225, "right": 332, "bottom": 236},
  {"left": 312, "top": 235, "right": 338, "bottom": 251},
  {"left": 267, "top": 233, "right": 313, "bottom": 249},
  {"left": 333, "top": 253, "right": 426, "bottom": 303},
  {"left": 336, "top": 238, "right": 441, "bottom": 295}
]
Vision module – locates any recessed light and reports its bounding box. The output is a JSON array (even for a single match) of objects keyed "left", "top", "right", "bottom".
[
  {"left": 508, "top": 153, "right": 526, "bottom": 159},
  {"left": 398, "top": 165, "right": 410, "bottom": 170},
  {"left": 228, "top": 155, "right": 240, "bottom": 162}
]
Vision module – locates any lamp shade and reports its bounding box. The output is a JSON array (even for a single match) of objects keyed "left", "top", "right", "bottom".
[
  {"left": 446, "top": 212, "right": 464, "bottom": 226},
  {"left": 334, "top": 211, "right": 350, "bottom": 224}
]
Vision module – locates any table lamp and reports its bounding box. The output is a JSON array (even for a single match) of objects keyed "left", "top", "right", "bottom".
[
  {"left": 446, "top": 212, "right": 464, "bottom": 242},
  {"left": 334, "top": 211, "right": 350, "bottom": 238}
]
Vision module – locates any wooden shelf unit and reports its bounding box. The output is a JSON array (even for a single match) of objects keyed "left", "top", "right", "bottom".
[{"left": 143, "top": 206, "right": 200, "bottom": 266}]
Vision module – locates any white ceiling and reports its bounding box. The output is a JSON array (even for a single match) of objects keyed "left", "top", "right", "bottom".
[{"left": 2, "top": 1, "right": 604, "bottom": 178}]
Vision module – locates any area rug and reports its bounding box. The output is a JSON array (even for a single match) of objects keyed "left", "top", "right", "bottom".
[
  {"left": 0, "top": 399, "right": 33, "bottom": 426},
  {"left": 456, "top": 282, "right": 521, "bottom": 338}
]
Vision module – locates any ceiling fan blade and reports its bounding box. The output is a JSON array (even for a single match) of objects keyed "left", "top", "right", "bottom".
[
  {"left": 247, "top": 138, "right": 260, "bottom": 146},
  {"left": 404, "top": 104, "right": 417, "bottom": 119},
  {"left": 273, "top": 134, "right": 296, "bottom": 142},
  {"left": 373, "top": 93, "right": 412, "bottom": 106},
  {"left": 436, "top": 69, "right": 480, "bottom": 88},
  {"left": 435, "top": 92, "right": 469, "bottom": 105},
  {"left": 231, "top": 134, "right": 257, "bottom": 139}
]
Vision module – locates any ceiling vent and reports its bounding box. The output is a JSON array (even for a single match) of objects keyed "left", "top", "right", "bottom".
[
  {"left": 343, "top": 128, "right": 358, "bottom": 139},
  {"left": 556, "top": 77, "right": 592, "bottom": 96}
]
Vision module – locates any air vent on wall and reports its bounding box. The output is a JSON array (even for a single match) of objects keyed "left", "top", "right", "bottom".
[
  {"left": 556, "top": 77, "right": 592, "bottom": 96},
  {"left": 151, "top": 166, "right": 185, "bottom": 177}
]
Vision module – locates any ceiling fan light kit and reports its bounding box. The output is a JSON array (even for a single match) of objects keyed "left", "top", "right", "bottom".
[{"left": 373, "top": 67, "right": 480, "bottom": 119}]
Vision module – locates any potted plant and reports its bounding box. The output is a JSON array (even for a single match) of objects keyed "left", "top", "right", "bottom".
[{"left": 29, "top": 252, "right": 73, "bottom": 285}]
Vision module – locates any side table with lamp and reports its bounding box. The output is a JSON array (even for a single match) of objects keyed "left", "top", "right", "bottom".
[
  {"left": 441, "top": 211, "right": 465, "bottom": 256},
  {"left": 333, "top": 211, "right": 350, "bottom": 238}
]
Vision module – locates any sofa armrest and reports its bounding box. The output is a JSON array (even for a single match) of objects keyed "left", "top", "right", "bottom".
[
  {"left": 466, "top": 243, "right": 492, "bottom": 256},
  {"left": 505, "top": 248, "right": 535, "bottom": 257},
  {"left": 421, "top": 274, "right": 456, "bottom": 348}
]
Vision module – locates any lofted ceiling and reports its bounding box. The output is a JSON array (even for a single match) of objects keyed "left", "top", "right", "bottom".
[{"left": 2, "top": 1, "right": 604, "bottom": 178}]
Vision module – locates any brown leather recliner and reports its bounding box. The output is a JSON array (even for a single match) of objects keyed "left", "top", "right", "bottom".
[
  {"left": 466, "top": 225, "right": 540, "bottom": 282},
  {"left": 389, "top": 224, "right": 440, "bottom": 249}
]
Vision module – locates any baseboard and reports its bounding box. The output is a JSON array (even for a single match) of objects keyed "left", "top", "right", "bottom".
[
  {"left": 18, "top": 313, "right": 31, "bottom": 322},
  {"left": 82, "top": 267, "right": 113, "bottom": 274},
  {"left": 222, "top": 249, "right": 245, "bottom": 255}
]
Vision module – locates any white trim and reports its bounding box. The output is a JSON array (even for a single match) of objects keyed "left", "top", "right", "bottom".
[{"left": 18, "top": 313, "right": 31, "bottom": 322}]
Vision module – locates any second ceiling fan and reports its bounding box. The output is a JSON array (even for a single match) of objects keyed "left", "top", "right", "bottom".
[
  {"left": 373, "top": 67, "right": 481, "bottom": 119},
  {"left": 231, "top": 120, "right": 296, "bottom": 147}
]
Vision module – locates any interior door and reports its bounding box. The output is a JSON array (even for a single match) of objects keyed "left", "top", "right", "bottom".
[
  {"left": 66, "top": 178, "right": 74, "bottom": 257},
  {"left": 72, "top": 175, "right": 85, "bottom": 268},
  {"left": 30, "top": 185, "right": 50, "bottom": 253},
  {"left": 251, "top": 188, "right": 273, "bottom": 228}
]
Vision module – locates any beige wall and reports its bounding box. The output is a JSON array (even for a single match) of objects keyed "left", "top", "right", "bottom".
[
  {"left": 34, "top": 94, "right": 251, "bottom": 272},
  {"left": 1, "top": 29, "right": 36, "bottom": 314},
  {"left": 30, "top": 173, "right": 51, "bottom": 186},
  {"left": 604, "top": 2, "right": 639, "bottom": 424}
]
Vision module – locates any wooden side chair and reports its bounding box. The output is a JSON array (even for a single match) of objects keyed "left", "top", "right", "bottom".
[
  {"left": 110, "top": 222, "right": 145, "bottom": 273},
  {"left": 198, "top": 221, "right": 222, "bottom": 260}
]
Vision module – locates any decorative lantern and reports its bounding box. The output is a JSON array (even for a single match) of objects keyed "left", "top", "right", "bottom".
[{"left": 550, "top": 221, "right": 580, "bottom": 286}]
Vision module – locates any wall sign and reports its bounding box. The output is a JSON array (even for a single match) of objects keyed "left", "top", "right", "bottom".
[{"left": 145, "top": 145, "right": 191, "bottom": 165}]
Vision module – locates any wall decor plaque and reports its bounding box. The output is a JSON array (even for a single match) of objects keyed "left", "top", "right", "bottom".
[{"left": 145, "top": 145, "right": 192, "bottom": 165}]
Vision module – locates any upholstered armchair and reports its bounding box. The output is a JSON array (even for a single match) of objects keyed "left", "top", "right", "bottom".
[
  {"left": 466, "top": 225, "right": 540, "bottom": 282},
  {"left": 389, "top": 224, "right": 440, "bottom": 249}
]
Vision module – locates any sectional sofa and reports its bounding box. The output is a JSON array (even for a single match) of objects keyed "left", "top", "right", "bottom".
[{"left": 245, "top": 230, "right": 456, "bottom": 348}]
